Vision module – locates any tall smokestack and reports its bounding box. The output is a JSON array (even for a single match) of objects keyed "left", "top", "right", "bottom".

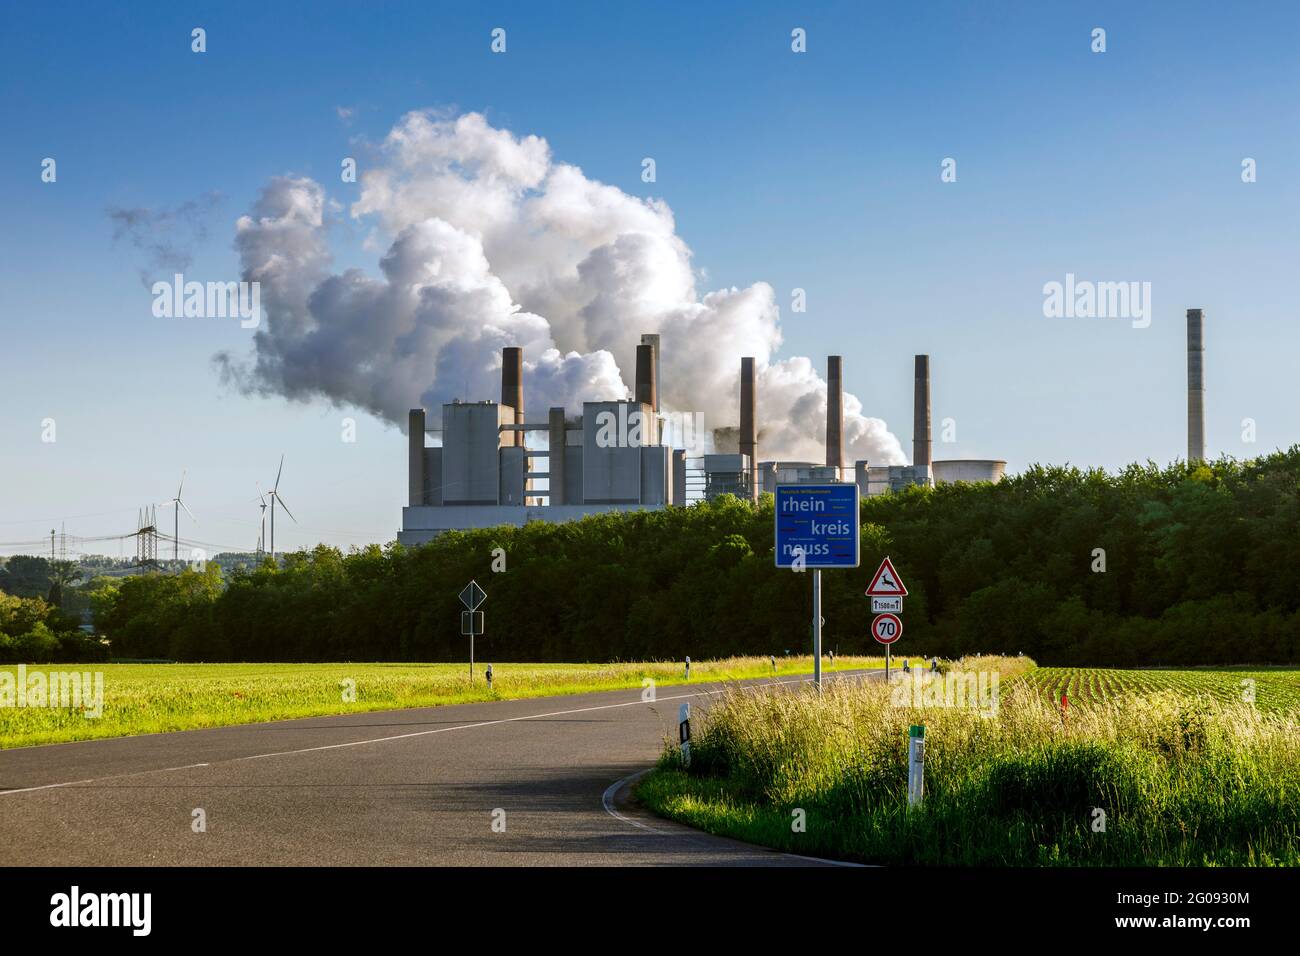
[
  {"left": 639, "top": 333, "right": 661, "bottom": 414},
  {"left": 671, "top": 448, "right": 686, "bottom": 506},
  {"left": 502, "top": 346, "right": 523, "bottom": 447},
  {"left": 826, "top": 355, "right": 843, "bottom": 479},
  {"left": 548, "top": 406, "right": 566, "bottom": 505},
  {"left": 635, "top": 342, "right": 657, "bottom": 410},
  {"left": 408, "top": 408, "right": 425, "bottom": 506},
  {"left": 1187, "top": 309, "right": 1205, "bottom": 463},
  {"left": 740, "top": 357, "right": 757, "bottom": 501},
  {"left": 913, "top": 354, "right": 931, "bottom": 475}
]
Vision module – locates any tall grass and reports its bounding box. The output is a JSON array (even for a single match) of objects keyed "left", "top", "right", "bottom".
[{"left": 642, "top": 656, "right": 1300, "bottom": 865}]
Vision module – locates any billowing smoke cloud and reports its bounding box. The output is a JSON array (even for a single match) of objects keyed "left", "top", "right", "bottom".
[
  {"left": 216, "top": 111, "right": 906, "bottom": 465},
  {"left": 109, "top": 192, "right": 223, "bottom": 288}
]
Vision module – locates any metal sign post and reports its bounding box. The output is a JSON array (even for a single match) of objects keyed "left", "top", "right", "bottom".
[
  {"left": 867, "top": 558, "right": 907, "bottom": 684},
  {"left": 812, "top": 569, "right": 822, "bottom": 689},
  {"left": 774, "top": 483, "right": 860, "bottom": 691},
  {"left": 460, "top": 611, "right": 484, "bottom": 679},
  {"left": 459, "top": 580, "right": 487, "bottom": 682},
  {"left": 872, "top": 611, "right": 902, "bottom": 681}
]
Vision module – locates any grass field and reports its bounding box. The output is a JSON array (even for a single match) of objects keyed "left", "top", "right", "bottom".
[
  {"left": 637, "top": 659, "right": 1300, "bottom": 866},
  {"left": 1015, "top": 666, "right": 1300, "bottom": 713},
  {"left": 0, "top": 655, "right": 887, "bottom": 750}
]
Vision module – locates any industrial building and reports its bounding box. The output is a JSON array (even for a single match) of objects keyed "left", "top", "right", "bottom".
[
  {"left": 400, "top": 338, "right": 683, "bottom": 545},
  {"left": 932, "top": 460, "right": 1007, "bottom": 485},
  {"left": 703, "top": 350, "right": 1005, "bottom": 501},
  {"left": 399, "top": 334, "right": 1010, "bottom": 543}
]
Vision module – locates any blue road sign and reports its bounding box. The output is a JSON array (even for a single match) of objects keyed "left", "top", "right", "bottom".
[{"left": 774, "top": 483, "right": 860, "bottom": 569}]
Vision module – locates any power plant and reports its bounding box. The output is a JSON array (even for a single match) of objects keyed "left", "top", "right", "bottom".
[
  {"left": 399, "top": 333, "right": 1013, "bottom": 544},
  {"left": 399, "top": 296, "right": 1219, "bottom": 541}
]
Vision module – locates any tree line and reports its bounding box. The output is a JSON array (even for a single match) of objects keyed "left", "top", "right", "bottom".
[
  {"left": 0, "top": 591, "right": 108, "bottom": 663},
  {"left": 38, "top": 448, "right": 1300, "bottom": 665}
]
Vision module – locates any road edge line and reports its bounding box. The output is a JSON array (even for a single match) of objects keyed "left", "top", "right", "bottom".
[{"left": 601, "top": 767, "right": 869, "bottom": 868}]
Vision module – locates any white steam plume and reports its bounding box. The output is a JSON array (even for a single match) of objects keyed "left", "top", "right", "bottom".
[{"left": 216, "top": 110, "right": 906, "bottom": 465}]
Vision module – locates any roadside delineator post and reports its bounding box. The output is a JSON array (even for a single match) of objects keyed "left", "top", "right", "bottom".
[
  {"left": 486, "top": 663, "right": 493, "bottom": 691},
  {"left": 678, "top": 702, "right": 691, "bottom": 768},
  {"left": 907, "top": 725, "right": 925, "bottom": 808},
  {"left": 684, "top": 656, "right": 691, "bottom": 680}
]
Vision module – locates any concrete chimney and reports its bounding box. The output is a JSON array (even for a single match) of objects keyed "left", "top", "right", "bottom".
[
  {"left": 408, "top": 408, "right": 425, "bottom": 506},
  {"left": 635, "top": 342, "right": 657, "bottom": 410},
  {"left": 913, "top": 354, "right": 931, "bottom": 475},
  {"left": 639, "top": 333, "right": 661, "bottom": 414},
  {"left": 740, "top": 357, "right": 757, "bottom": 501},
  {"left": 671, "top": 448, "right": 687, "bottom": 506},
  {"left": 854, "top": 460, "right": 870, "bottom": 500},
  {"left": 1187, "top": 309, "right": 1205, "bottom": 463},
  {"left": 548, "top": 406, "right": 566, "bottom": 505},
  {"left": 826, "top": 355, "right": 843, "bottom": 479},
  {"left": 501, "top": 346, "right": 524, "bottom": 447}
]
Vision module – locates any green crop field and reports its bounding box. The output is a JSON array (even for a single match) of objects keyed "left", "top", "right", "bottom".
[
  {"left": 0, "top": 655, "right": 887, "bottom": 750},
  {"left": 637, "top": 658, "right": 1300, "bottom": 866},
  {"left": 1015, "top": 667, "right": 1300, "bottom": 713}
]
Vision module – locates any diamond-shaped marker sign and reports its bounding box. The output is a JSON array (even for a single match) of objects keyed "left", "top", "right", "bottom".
[
  {"left": 865, "top": 557, "right": 908, "bottom": 597},
  {"left": 459, "top": 580, "right": 487, "bottom": 611}
]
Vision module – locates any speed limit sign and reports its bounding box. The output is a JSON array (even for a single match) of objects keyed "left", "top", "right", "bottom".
[{"left": 872, "top": 612, "right": 902, "bottom": 645}]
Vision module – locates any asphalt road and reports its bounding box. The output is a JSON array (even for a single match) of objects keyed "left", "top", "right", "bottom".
[{"left": 0, "top": 670, "right": 879, "bottom": 867}]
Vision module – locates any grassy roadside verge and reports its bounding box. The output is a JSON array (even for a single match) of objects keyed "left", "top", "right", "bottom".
[
  {"left": 636, "top": 658, "right": 1300, "bottom": 866},
  {"left": 0, "top": 655, "right": 887, "bottom": 749}
]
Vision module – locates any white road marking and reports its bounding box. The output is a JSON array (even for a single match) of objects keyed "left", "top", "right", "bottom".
[
  {"left": 599, "top": 767, "right": 868, "bottom": 867},
  {"left": 1, "top": 672, "right": 875, "bottom": 795},
  {"left": 237, "top": 676, "right": 818, "bottom": 762},
  {"left": 1, "top": 762, "right": 213, "bottom": 796},
  {"left": 601, "top": 769, "right": 662, "bottom": 833}
]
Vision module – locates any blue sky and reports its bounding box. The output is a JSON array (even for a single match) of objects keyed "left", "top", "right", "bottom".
[{"left": 2, "top": 1, "right": 1298, "bottom": 556}]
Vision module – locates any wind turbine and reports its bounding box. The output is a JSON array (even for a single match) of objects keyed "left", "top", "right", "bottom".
[
  {"left": 267, "top": 455, "right": 296, "bottom": 560},
  {"left": 256, "top": 487, "right": 269, "bottom": 557},
  {"left": 161, "top": 470, "right": 196, "bottom": 563}
]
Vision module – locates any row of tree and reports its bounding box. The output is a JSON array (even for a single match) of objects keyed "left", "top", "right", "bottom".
[
  {"left": 77, "top": 449, "right": 1300, "bottom": 666},
  {"left": 0, "top": 592, "right": 108, "bottom": 663},
  {"left": 0, "top": 556, "right": 84, "bottom": 606}
]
